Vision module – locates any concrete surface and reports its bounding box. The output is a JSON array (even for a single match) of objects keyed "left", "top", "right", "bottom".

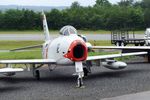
[
  {"left": 0, "top": 58, "right": 150, "bottom": 100},
  {"left": 0, "top": 34, "right": 145, "bottom": 40}
]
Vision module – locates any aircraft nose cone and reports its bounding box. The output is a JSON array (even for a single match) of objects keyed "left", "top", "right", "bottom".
[{"left": 64, "top": 40, "right": 87, "bottom": 61}]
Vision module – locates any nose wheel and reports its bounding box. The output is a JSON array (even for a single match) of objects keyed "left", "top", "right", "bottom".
[{"left": 76, "top": 72, "right": 85, "bottom": 88}]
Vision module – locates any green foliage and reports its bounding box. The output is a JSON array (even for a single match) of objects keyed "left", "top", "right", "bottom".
[
  {"left": 118, "top": 0, "right": 134, "bottom": 6},
  {"left": 95, "top": 0, "right": 111, "bottom": 7},
  {"left": 142, "top": 0, "right": 150, "bottom": 27},
  {"left": 144, "top": 8, "right": 150, "bottom": 27},
  {"left": 71, "top": 1, "right": 81, "bottom": 9},
  {"left": 0, "top": 1, "right": 148, "bottom": 30}
]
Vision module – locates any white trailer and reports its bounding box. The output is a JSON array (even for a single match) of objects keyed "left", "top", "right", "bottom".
[{"left": 145, "top": 28, "right": 150, "bottom": 46}]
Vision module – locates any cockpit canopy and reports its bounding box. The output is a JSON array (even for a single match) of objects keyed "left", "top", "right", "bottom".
[{"left": 60, "top": 25, "right": 77, "bottom": 36}]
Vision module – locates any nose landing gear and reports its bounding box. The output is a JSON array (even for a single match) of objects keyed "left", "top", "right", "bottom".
[{"left": 75, "top": 62, "right": 85, "bottom": 88}]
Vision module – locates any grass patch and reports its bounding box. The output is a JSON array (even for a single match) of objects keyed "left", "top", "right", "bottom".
[
  {"left": 0, "top": 40, "right": 113, "bottom": 59},
  {"left": 89, "top": 40, "right": 112, "bottom": 46},
  {"left": 88, "top": 51, "right": 119, "bottom": 56},
  {"left": 0, "top": 40, "right": 131, "bottom": 61},
  {"left": 78, "top": 30, "right": 111, "bottom": 34},
  {"left": 116, "top": 56, "right": 135, "bottom": 61},
  {"left": 0, "top": 40, "right": 43, "bottom": 50},
  {"left": 0, "top": 40, "right": 109, "bottom": 59},
  {"left": 0, "top": 40, "right": 111, "bottom": 50},
  {"left": 128, "top": 30, "right": 145, "bottom": 34},
  {"left": 0, "top": 50, "right": 119, "bottom": 60},
  {"left": 0, "top": 51, "right": 42, "bottom": 60}
]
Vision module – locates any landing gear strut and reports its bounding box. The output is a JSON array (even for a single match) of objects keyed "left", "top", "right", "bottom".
[
  {"left": 83, "top": 68, "right": 89, "bottom": 76},
  {"left": 75, "top": 62, "right": 84, "bottom": 88},
  {"left": 34, "top": 70, "right": 40, "bottom": 80},
  {"left": 77, "top": 73, "right": 84, "bottom": 87},
  {"left": 32, "top": 64, "right": 42, "bottom": 80}
]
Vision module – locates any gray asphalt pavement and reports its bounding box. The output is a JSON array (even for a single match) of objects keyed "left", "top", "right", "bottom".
[
  {"left": 0, "top": 58, "right": 150, "bottom": 100},
  {"left": 0, "top": 34, "right": 145, "bottom": 40}
]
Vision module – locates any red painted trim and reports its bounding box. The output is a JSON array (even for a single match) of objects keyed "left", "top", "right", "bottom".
[{"left": 64, "top": 40, "right": 87, "bottom": 61}]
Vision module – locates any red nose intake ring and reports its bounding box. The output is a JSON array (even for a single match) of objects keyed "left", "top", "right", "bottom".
[{"left": 64, "top": 40, "right": 87, "bottom": 61}]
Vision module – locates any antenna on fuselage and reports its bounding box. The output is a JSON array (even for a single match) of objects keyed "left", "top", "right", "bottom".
[{"left": 42, "top": 11, "right": 50, "bottom": 41}]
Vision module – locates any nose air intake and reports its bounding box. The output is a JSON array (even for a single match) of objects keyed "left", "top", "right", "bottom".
[
  {"left": 64, "top": 40, "right": 87, "bottom": 61},
  {"left": 73, "top": 44, "right": 85, "bottom": 58}
]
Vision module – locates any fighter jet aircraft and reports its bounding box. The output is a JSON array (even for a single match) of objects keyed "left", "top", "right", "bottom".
[{"left": 0, "top": 12, "right": 149, "bottom": 88}]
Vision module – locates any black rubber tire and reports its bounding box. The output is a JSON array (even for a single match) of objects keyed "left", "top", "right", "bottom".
[
  {"left": 35, "top": 70, "right": 40, "bottom": 80},
  {"left": 79, "top": 78, "right": 82, "bottom": 87},
  {"left": 83, "top": 68, "right": 88, "bottom": 76},
  {"left": 140, "top": 43, "right": 144, "bottom": 46},
  {"left": 115, "top": 42, "right": 121, "bottom": 46},
  {"left": 135, "top": 44, "right": 139, "bottom": 46}
]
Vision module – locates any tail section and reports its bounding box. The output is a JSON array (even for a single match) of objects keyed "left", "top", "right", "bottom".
[{"left": 42, "top": 11, "right": 50, "bottom": 41}]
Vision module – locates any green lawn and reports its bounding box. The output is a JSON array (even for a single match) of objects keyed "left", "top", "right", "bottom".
[
  {"left": 0, "top": 50, "right": 119, "bottom": 60},
  {"left": 0, "top": 40, "right": 113, "bottom": 59},
  {"left": 89, "top": 40, "right": 112, "bottom": 46},
  {"left": 0, "top": 41, "right": 43, "bottom": 50},
  {"left": 0, "top": 40, "right": 43, "bottom": 60},
  {"left": 128, "top": 30, "right": 145, "bottom": 34},
  {"left": 0, "top": 51, "right": 42, "bottom": 60},
  {"left": 0, "top": 40, "right": 112, "bottom": 50},
  {"left": 0, "top": 40, "right": 133, "bottom": 61}
]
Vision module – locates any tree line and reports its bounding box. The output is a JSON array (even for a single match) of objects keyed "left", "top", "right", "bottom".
[{"left": 0, "top": 0, "right": 149, "bottom": 31}]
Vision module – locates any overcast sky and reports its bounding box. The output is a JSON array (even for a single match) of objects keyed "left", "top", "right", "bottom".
[{"left": 0, "top": 0, "right": 122, "bottom": 6}]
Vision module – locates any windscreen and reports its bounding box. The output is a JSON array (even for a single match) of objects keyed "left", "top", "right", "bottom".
[{"left": 60, "top": 25, "right": 77, "bottom": 36}]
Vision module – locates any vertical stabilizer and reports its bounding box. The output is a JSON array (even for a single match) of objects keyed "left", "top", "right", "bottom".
[{"left": 42, "top": 11, "right": 50, "bottom": 41}]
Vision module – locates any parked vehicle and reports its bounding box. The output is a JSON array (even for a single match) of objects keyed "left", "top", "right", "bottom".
[
  {"left": 144, "top": 28, "right": 150, "bottom": 46},
  {"left": 111, "top": 30, "right": 145, "bottom": 46}
]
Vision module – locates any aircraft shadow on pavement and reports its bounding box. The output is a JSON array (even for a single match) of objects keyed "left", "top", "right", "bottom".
[
  {"left": 0, "top": 86, "right": 24, "bottom": 93},
  {"left": 85, "top": 68, "right": 150, "bottom": 80},
  {"left": 0, "top": 70, "right": 76, "bottom": 84},
  {"left": 127, "top": 61, "right": 148, "bottom": 65}
]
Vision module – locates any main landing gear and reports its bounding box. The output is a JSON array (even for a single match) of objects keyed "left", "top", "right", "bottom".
[
  {"left": 32, "top": 64, "right": 43, "bottom": 80},
  {"left": 33, "top": 70, "right": 40, "bottom": 80}
]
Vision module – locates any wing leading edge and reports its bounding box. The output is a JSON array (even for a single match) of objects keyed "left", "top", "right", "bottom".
[
  {"left": 91, "top": 46, "right": 150, "bottom": 50},
  {"left": 0, "top": 59, "right": 56, "bottom": 64},
  {"left": 87, "top": 52, "right": 147, "bottom": 61}
]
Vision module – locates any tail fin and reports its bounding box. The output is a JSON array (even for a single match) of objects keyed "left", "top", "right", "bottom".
[{"left": 42, "top": 11, "right": 50, "bottom": 41}]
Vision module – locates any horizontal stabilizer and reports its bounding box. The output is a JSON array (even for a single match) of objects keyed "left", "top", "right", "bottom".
[
  {"left": 0, "top": 68, "right": 24, "bottom": 73},
  {"left": 10, "top": 44, "right": 42, "bottom": 51}
]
